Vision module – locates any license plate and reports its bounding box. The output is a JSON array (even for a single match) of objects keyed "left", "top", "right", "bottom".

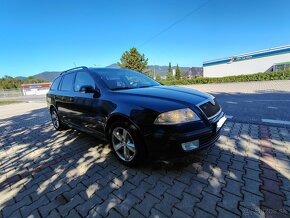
[{"left": 217, "top": 116, "right": 227, "bottom": 131}]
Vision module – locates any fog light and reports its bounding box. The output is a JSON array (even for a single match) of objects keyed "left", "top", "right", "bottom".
[{"left": 181, "top": 140, "right": 199, "bottom": 151}]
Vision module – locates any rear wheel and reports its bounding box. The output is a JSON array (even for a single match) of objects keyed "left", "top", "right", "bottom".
[
  {"left": 109, "top": 121, "right": 146, "bottom": 166},
  {"left": 50, "top": 108, "right": 64, "bottom": 131}
]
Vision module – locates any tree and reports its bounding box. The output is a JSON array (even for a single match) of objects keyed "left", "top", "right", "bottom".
[
  {"left": 145, "top": 70, "right": 154, "bottom": 78},
  {"left": 156, "top": 74, "right": 162, "bottom": 81},
  {"left": 118, "top": 47, "right": 148, "bottom": 73},
  {"left": 175, "top": 64, "right": 184, "bottom": 80},
  {"left": 166, "top": 62, "right": 174, "bottom": 80}
]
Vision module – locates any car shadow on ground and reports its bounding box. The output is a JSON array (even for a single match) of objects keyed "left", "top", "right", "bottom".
[{"left": 0, "top": 105, "right": 289, "bottom": 217}]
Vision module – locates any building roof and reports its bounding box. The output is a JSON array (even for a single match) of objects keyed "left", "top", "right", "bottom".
[
  {"left": 21, "top": 82, "right": 51, "bottom": 86},
  {"left": 203, "top": 45, "right": 290, "bottom": 67},
  {"left": 275, "top": 61, "right": 290, "bottom": 66}
]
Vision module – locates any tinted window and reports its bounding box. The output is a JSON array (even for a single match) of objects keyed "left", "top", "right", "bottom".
[
  {"left": 74, "top": 71, "right": 95, "bottom": 92},
  {"left": 60, "top": 73, "right": 75, "bottom": 91},
  {"left": 50, "top": 76, "right": 61, "bottom": 91}
]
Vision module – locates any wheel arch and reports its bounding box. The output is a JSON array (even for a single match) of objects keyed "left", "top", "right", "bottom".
[
  {"left": 105, "top": 113, "right": 148, "bottom": 164},
  {"left": 49, "top": 105, "right": 57, "bottom": 112},
  {"left": 105, "top": 113, "right": 140, "bottom": 139}
]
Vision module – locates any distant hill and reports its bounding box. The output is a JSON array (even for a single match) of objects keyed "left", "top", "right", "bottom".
[
  {"left": 148, "top": 65, "right": 191, "bottom": 77},
  {"left": 106, "top": 63, "right": 120, "bottom": 68},
  {"left": 105, "top": 64, "right": 192, "bottom": 77},
  {"left": 32, "top": 64, "right": 202, "bottom": 82},
  {"left": 33, "top": 71, "right": 61, "bottom": 82}
]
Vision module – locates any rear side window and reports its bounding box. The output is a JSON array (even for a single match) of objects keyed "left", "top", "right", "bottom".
[
  {"left": 50, "top": 77, "right": 61, "bottom": 91},
  {"left": 60, "top": 73, "right": 75, "bottom": 91},
  {"left": 74, "top": 71, "right": 96, "bottom": 92}
]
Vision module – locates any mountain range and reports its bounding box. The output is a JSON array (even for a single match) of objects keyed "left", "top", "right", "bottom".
[{"left": 30, "top": 64, "right": 202, "bottom": 81}]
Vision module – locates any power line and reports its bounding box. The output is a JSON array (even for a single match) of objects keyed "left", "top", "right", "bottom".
[{"left": 138, "top": 0, "right": 213, "bottom": 47}]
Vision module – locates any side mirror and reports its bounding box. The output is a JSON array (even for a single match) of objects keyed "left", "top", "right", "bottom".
[{"left": 79, "top": 85, "right": 100, "bottom": 96}]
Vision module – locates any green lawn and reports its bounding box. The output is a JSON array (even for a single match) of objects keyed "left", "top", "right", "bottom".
[{"left": 0, "top": 100, "right": 24, "bottom": 106}]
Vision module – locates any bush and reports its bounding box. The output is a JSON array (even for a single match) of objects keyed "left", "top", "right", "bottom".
[
  {"left": 161, "top": 70, "right": 290, "bottom": 85},
  {"left": 0, "top": 76, "right": 49, "bottom": 89}
]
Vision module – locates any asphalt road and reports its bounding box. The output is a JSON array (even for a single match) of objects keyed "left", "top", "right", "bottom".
[
  {"left": 0, "top": 95, "right": 46, "bottom": 102},
  {"left": 184, "top": 80, "right": 290, "bottom": 127},
  {"left": 213, "top": 92, "right": 290, "bottom": 127}
]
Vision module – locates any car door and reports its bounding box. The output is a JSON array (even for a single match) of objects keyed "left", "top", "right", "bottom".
[
  {"left": 57, "top": 72, "right": 76, "bottom": 125},
  {"left": 71, "top": 70, "right": 105, "bottom": 137}
]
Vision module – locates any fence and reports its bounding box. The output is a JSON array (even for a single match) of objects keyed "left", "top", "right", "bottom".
[{"left": 0, "top": 89, "right": 23, "bottom": 98}]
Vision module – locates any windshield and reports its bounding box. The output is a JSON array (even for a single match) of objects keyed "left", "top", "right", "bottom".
[{"left": 94, "top": 68, "right": 160, "bottom": 90}]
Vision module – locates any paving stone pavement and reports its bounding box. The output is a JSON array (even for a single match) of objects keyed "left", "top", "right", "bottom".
[{"left": 0, "top": 102, "right": 290, "bottom": 218}]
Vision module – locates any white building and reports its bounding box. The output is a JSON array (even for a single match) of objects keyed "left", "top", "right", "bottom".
[
  {"left": 21, "top": 83, "right": 51, "bottom": 96},
  {"left": 203, "top": 45, "right": 290, "bottom": 77}
]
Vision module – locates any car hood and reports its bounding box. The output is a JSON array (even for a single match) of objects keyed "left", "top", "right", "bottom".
[{"left": 113, "top": 85, "right": 212, "bottom": 111}]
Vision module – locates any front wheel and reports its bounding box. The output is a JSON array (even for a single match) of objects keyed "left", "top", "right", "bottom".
[{"left": 109, "top": 121, "right": 146, "bottom": 166}]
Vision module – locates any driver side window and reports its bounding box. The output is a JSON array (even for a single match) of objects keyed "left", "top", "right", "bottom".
[{"left": 74, "top": 71, "right": 95, "bottom": 92}]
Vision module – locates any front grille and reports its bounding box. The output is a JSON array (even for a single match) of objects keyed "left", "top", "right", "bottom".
[{"left": 199, "top": 99, "right": 221, "bottom": 118}]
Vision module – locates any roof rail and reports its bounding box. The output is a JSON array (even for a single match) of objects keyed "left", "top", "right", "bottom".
[{"left": 60, "top": 66, "right": 88, "bottom": 75}]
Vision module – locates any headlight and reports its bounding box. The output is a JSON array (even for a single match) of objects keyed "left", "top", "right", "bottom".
[{"left": 154, "top": 108, "right": 200, "bottom": 125}]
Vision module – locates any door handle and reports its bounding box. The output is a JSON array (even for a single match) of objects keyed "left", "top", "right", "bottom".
[{"left": 69, "top": 97, "right": 74, "bottom": 102}]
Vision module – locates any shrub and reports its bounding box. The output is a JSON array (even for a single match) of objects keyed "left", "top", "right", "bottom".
[{"left": 161, "top": 70, "right": 290, "bottom": 85}]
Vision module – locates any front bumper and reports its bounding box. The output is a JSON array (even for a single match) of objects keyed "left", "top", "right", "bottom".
[{"left": 144, "top": 112, "right": 226, "bottom": 159}]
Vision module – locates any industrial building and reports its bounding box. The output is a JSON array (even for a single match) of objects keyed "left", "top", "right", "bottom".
[{"left": 203, "top": 45, "right": 290, "bottom": 77}]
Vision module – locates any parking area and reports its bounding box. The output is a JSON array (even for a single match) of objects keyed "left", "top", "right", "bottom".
[{"left": 1, "top": 82, "right": 290, "bottom": 218}]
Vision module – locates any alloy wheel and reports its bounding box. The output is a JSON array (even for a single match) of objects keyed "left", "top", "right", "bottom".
[{"left": 112, "top": 127, "right": 136, "bottom": 161}]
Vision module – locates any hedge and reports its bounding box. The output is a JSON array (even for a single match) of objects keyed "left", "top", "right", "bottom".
[{"left": 160, "top": 70, "right": 290, "bottom": 85}]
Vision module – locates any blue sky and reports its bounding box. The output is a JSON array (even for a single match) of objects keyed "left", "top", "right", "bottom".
[{"left": 0, "top": 0, "right": 290, "bottom": 77}]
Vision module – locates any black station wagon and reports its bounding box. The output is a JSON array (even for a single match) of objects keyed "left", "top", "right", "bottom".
[{"left": 47, "top": 67, "right": 226, "bottom": 166}]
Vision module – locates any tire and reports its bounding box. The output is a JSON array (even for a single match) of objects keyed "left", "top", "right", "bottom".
[
  {"left": 109, "top": 121, "right": 146, "bottom": 166},
  {"left": 50, "top": 108, "right": 65, "bottom": 131}
]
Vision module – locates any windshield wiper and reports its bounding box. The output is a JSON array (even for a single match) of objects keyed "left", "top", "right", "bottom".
[
  {"left": 111, "top": 87, "right": 134, "bottom": 91},
  {"left": 138, "top": 85, "right": 153, "bottom": 88}
]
